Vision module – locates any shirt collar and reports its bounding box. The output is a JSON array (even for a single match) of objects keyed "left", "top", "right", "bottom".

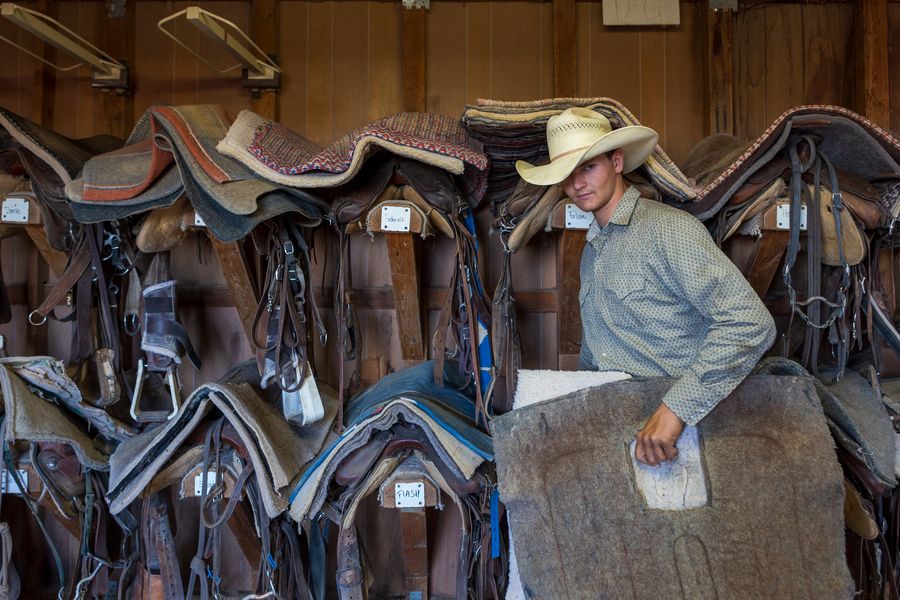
[{"left": 585, "top": 185, "right": 641, "bottom": 242}]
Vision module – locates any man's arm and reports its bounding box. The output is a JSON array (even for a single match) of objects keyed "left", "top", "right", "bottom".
[{"left": 637, "top": 213, "right": 775, "bottom": 463}]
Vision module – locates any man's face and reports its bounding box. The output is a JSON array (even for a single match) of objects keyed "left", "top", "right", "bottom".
[{"left": 562, "top": 150, "right": 623, "bottom": 219}]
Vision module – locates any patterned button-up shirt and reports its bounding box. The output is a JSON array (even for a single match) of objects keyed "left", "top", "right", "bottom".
[{"left": 579, "top": 186, "right": 776, "bottom": 425}]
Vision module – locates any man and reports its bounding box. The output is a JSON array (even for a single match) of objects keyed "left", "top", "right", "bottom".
[{"left": 516, "top": 107, "right": 776, "bottom": 466}]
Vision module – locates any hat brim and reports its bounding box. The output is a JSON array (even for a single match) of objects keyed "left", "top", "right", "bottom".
[{"left": 515, "top": 125, "right": 659, "bottom": 186}]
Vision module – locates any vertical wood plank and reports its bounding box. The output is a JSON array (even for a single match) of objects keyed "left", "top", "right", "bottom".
[
  {"left": 588, "top": 7, "right": 641, "bottom": 115},
  {"left": 251, "top": 0, "right": 279, "bottom": 122},
  {"left": 734, "top": 7, "right": 767, "bottom": 139},
  {"left": 134, "top": 2, "right": 176, "bottom": 112},
  {"left": 575, "top": 2, "right": 591, "bottom": 96},
  {"left": 804, "top": 4, "right": 853, "bottom": 107},
  {"left": 553, "top": 0, "right": 576, "bottom": 97},
  {"left": 402, "top": 8, "right": 426, "bottom": 112},
  {"left": 368, "top": 3, "right": 403, "bottom": 121},
  {"left": 334, "top": 2, "right": 370, "bottom": 131},
  {"left": 639, "top": 29, "right": 667, "bottom": 146},
  {"left": 891, "top": 4, "right": 900, "bottom": 133},
  {"left": 856, "top": 0, "right": 890, "bottom": 128},
  {"left": 278, "top": 1, "right": 309, "bottom": 134},
  {"left": 707, "top": 8, "right": 734, "bottom": 135},
  {"left": 36, "top": 0, "right": 58, "bottom": 128},
  {"left": 306, "top": 2, "right": 335, "bottom": 146},
  {"left": 466, "top": 4, "right": 492, "bottom": 101},
  {"left": 426, "top": 2, "right": 466, "bottom": 116},
  {"left": 763, "top": 5, "right": 804, "bottom": 124},
  {"left": 491, "top": 3, "right": 546, "bottom": 101},
  {"left": 665, "top": 1, "right": 706, "bottom": 166},
  {"left": 97, "top": 0, "right": 136, "bottom": 139}
]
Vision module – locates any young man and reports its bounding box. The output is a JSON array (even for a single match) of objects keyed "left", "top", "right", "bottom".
[{"left": 517, "top": 108, "right": 776, "bottom": 466}]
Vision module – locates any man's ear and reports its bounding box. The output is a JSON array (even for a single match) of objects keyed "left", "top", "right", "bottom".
[{"left": 613, "top": 149, "right": 625, "bottom": 174}]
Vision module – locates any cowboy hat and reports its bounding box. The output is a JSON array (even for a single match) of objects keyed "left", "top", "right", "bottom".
[{"left": 515, "top": 107, "right": 659, "bottom": 186}]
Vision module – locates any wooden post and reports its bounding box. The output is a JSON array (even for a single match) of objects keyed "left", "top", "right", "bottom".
[
  {"left": 207, "top": 235, "right": 258, "bottom": 347},
  {"left": 402, "top": 8, "right": 426, "bottom": 112},
  {"left": 707, "top": 8, "right": 734, "bottom": 135},
  {"left": 386, "top": 234, "right": 426, "bottom": 363},
  {"left": 855, "top": 0, "right": 890, "bottom": 128},
  {"left": 251, "top": 0, "right": 279, "bottom": 121},
  {"left": 399, "top": 511, "right": 429, "bottom": 597},
  {"left": 553, "top": 0, "right": 576, "bottom": 97},
  {"left": 556, "top": 229, "right": 585, "bottom": 370},
  {"left": 24, "top": 227, "right": 68, "bottom": 277}
]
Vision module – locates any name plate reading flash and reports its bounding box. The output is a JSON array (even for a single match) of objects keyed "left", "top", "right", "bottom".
[
  {"left": 1, "top": 197, "right": 29, "bottom": 223},
  {"left": 565, "top": 203, "right": 593, "bottom": 230},
  {"left": 1, "top": 469, "right": 28, "bottom": 494},
  {"left": 381, "top": 206, "right": 411, "bottom": 232},
  {"left": 776, "top": 204, "right": 807, "bottom": 231},
  {"left": 194, "top": 471, "right": 219, "bottom": 496},
  {"left": 394, "top": 482, "right": 425, "bottom": 508}
]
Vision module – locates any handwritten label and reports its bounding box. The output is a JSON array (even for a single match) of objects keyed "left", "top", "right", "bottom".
[
  {"left": 602, "top": 0, "right": 680, "bottom": 25},
  {"left": 1, "top": 469, "right": 28, "bottom": 494},
  {"left": 381, "top": 206, "right": 411, "bottom": 232},
  {"left": 193, "top": 471, "right": 219, "bottom": 496},
  {"left": 1, "top": 197, "right": 29, "bottom": 223},
  {"left": 776, "top": 204, "right": 807, "bottom": 231},
  {"left": 565, "top": 203, "right": 593, "bottom": 230},
  {"left": 394, "top": 482, "right": 425, "bottom": 508},
  {"left": 193, "top": 212, "right": 206, "bottom": 227}
]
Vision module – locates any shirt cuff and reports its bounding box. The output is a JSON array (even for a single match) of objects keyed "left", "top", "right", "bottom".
[{"left": 661, "top": 372, "right": 726, "bottom": 426}]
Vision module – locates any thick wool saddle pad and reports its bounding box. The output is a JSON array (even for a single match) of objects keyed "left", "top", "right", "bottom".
[{"left": 491, "top": 375, "right": 853, "bottom": 600}]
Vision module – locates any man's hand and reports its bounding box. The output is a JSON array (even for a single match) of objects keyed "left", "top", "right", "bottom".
[{"left": 635, "top": 403, "right": 685, "bottom": 466}]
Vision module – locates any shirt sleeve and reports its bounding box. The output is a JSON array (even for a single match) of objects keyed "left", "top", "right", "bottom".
[{"left": 655, "top": 213, "right": 776, "bottom": 425}]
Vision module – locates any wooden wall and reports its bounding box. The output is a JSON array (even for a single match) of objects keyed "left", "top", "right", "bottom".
[{"left": 0, "top": 0, "right": 894, "bottom": 391}]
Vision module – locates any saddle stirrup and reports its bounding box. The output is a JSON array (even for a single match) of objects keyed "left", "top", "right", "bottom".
[{"left": 129, "top": 360, "right": 181, "bottom": 422}]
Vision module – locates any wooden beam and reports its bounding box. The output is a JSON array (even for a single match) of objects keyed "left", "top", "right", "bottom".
[
  {"left": 386, "top": 234, "right": 426, "bottom": 362},
  {"left": 855, "top": 0, "right": 890, "bottom": 128},
  {"left": 553, "top": 0, "right": 577, "bottom": 97},
  {"left": 207, "top": 235, "right": 258, "bottom": 345},
  {"left": 251, "top": 0, "right": 280, "bottom": 120},
  {"left": 24, "top": 226, "right": 68, "bottom": 277},
  {"left": 707, "top": 8, "right": 734, "bottom": 135},
  {"left": 401, "top": 8, "right": 426, "bottom": 112},
  {"left": 556, "top": 230, "right": 585, "bottom": 369}
]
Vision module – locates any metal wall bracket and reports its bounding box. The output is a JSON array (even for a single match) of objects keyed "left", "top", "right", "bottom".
[
  {"left": 158, "top": 6, "right": 281, "bottom": 91},
  {"left": 0, "top": 3, "right": 128, "bottom": 90}
]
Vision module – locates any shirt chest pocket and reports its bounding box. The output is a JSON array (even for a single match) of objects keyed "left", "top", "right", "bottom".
[{"left": 599, "top": 272, "right": 650, "bottom": 329}]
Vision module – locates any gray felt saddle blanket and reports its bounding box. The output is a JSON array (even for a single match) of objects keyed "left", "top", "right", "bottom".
[{"left": 491, "top": 375, "right": 853, "bottom": 600}]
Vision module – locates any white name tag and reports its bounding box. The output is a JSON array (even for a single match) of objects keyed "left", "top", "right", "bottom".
[
  {"left": 394, "top": 482, "right": 425, "bottom": 508},
  {"left": 193, "top": 471, "right": 219, "bottom": 496},
  {"left": 381, "top": 206, "right": 411, "bottom": 232},
  {"left": 776, "top": 204, "right": 807, "bottom": 231},
  {"left": 565, "top": 203, "right": 593, "bottom": 230},
  {"left": 193, "top": 212, "right": 206, "bottom": 227},
  {"left": 1, "top": 197, "right": 29, "bottom": 223},
  {"left": 1, "top": 469, "right": 28, "bottom": 494}
]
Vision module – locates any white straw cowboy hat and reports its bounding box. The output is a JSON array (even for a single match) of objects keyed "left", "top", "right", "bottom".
[{"left": 516, "top": 107, "right": 659, "bottom": 186}]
